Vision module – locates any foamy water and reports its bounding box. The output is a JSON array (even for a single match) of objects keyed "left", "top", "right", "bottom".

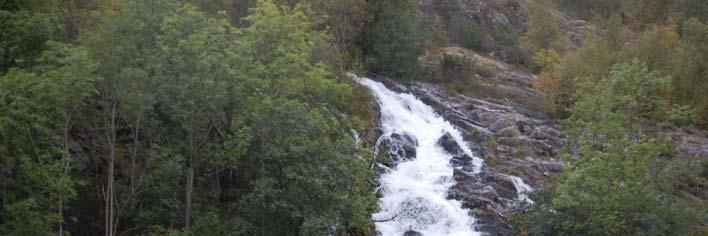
[{"left": 353, "top": 74, "right": 533, "bottom": 236}]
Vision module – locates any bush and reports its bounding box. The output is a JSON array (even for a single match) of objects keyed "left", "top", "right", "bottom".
[
  {"left": 440, "top": 53, "right": 467, "bottom": 71},
  {"left": 670, "top": 104, "right": 694, "bottom": 127},
  {"left": 530, "top": 49, "right": 561, "bottom": 73},
  {"left": 492, "top": 23, "right": 525, "bottom": 63},
  {"left": 449, "top": 14, "right": 483, "bottom": 50}
]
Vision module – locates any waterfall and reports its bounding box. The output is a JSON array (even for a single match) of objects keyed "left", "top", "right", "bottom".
[
  {"left": 509, "top": 175, "right": 534, "bottom": 204},
  {"left": 354, "top": 75, "right": 483, "bottom": 236}
]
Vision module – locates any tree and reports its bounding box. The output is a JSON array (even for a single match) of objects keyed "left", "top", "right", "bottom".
[
  {"left": 235, "top": 98, "right": 374, "bottom": 235},
  {"left": 606, "top": 60, "right": 669, "bottom": 126},
  {"left": 154, "top": 3, "right": 237, "bottom": 228},
  {"left": 0, "top": 8, "right": 61, "bottom": 72},
  {"left": 1, "top": 1, "right": 377, "bottom": 235},
  {"left": 673, "top": 18, "right": 708, "bottom": 126},
  {"left": 534, "top": 34, "right": 616, "bottom": 117},
  {"left": 0, "top": 42, "right": 97, "bottom": 236},
  {"left": 361, "top": 0, "right": 425, "bottom": 79},
  {"left": 521, "top": 1, "right": 567, "bottom": 59},
  {"left": 449, "top": 13, "right": 482, "bottom": 50},
  {"left": 80, "top": 1, "right": 176, "bottom": 234},
  {"left": 519, "top": 60, "right": 704, "bottom": 236}
]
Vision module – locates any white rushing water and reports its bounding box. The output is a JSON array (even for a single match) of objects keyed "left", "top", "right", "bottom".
[
  {"left": 509, "top": 175, "right": 534, "bottom": 204},
  {"left": 354, "top": 75, "right": 484, "bottom": 236}
]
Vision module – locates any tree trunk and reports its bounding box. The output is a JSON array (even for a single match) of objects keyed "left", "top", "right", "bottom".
[
  {"left": 58, "top": 198, "right": 63, "bottom": 236},
  {"left": 130, "top": 108, "right": 143, "bottom": 196},
  {"left": 59, "top": 111, "right": 72, "bottom": 236},
  {"left": 105, "top": 102, "right": 117, "bottom": 236},
  {"left": 185, "top": 111, "right": 196, "bottom": 229}
]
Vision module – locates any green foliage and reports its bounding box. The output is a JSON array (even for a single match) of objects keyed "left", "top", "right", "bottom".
[
  {"left": 520, "top": 58, "right": 705, "bottom": 236},
  {"left": 0, "top": 9, "right": 61, "bottom": 71},
  {"left": 449, "top": 13, "right": 482, "bottom": 50},
  {"left": 529, "top": 48, "right": 560, "bottom": 72},
  {"left": 669, "top": 104, "right": 695, "bottom": 127},
  {"left": 236, "top": 98, "right": 375, "bottom": 235},
  {"left": 0, "top": 42, "right": 97, "bottom": 235},
  {"left": 563, "top": 60, "right": 669, "bottom": 142},
  {"left": 534, "top": 32, "right": 619, "bottom": 117},
  {"left": 155, "top": 2, "right": 234, "bottom": 116},
  {"left": 0, "top": 198, "right": 51, "bottom": 235},
  {"left": 440, "top": 53, "right": 467, "bottom": 71},
  {"left": 520, "top": 135, "right": 706, "bottom": 236},
  {"left": 673, "top": 18, "right": 708, "bottom": 126},
  {"left": 607, "top": 60, "right": 669, "bottom": 123},
  {"left": 521, "top": 1, "right": 567, "bottom": 58},
  {"left": 2, "top": 0, "right": 375, "bottom": 235},
  {"left": 537, "top": 139, "right": 702, "bottom": 236},
  {"left": 361, "top": 0, "right": 425, "bottom": 79},
  {"left": 633, "top": 0, "right": 708, "bottom": 25}
]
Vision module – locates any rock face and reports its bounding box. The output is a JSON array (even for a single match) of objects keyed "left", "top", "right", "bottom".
[
  {"left": 663, "top": 128, "right": 708, "bottom": 160},
  {"left": 376, "top": 133, "right": 418, "bottom": 168},
  {"left": 368, "top": 75, "right": 564, "bottom": 236}
]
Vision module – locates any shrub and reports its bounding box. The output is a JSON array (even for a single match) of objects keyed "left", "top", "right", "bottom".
[
  {"left": 449, "top": 14, "right": 483, "bottom": 50},
  {"left": 670, "top": 104, "right": 694, "bottom": 127},
  {"left": 441, "top": 53, "right": 467, "bottom": 71}
]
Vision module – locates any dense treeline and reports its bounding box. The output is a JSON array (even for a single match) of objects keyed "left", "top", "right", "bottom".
[
  {"left": 0, "top": 0, "right": 385, "bottom": 235},
  {"left": 516, "top": 0, "right": 708, "bottom": 235}
]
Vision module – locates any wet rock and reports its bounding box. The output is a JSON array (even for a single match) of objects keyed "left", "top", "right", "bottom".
[
  {"left": 450, "top": 153, "right": 474, "bottom": 167},
  {"left": 461, "top": 163, "right": 477, "bottom": 172},
  {"left": 481, "top": 173, "right": 518, "bottom": 200},
  {"left": 377, "top": 133, "right": 418, "bottom": 166},
  {"left": 438, "top": 133, "right": 464, "bottom": 156},
  {"left": 475, "top": 212, "right": 512, "bottom": 236},
  {"left": 403, "top": 230, "right": 423, "bottom": 236}
]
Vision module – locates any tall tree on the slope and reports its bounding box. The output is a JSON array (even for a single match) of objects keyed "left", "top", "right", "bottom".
[
  {"left": 154, "top": 3, "right": 235, "bottom": 228},
  {"left": 35, "top": 42, "right": 99, "bottom": 236},
  {"left": 0, "top": 42, "right": 97, "bottom": 236},
  {"left": 81, "top": 1, "right": 172, "bottom": 234},
  {"left": 361, "top": 0, "right": 424, "bottom": 79}
]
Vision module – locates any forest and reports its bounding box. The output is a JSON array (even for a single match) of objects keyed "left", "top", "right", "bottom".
[{"left": 1, "top": 0, "right": 706, "bottom": 235}]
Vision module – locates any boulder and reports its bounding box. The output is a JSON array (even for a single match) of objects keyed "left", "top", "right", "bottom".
[
  {"left": 450, "top": 154, "right": 474, "bottom": 167},
  {"left": 403, "top": 230, "right": 423, "bottom": 236},
  {"left": 377, "top": 133, "right": 418, "bottom": 165},
  {"left": 438, "top": 133, "right": 464, "bottom": 156},
  {"left": 480, "top": 172, "right": 518, "bottom": 200}
]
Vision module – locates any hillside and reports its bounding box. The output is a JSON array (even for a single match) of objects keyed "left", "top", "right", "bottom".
[
  {"left": 408, "top": 0, "right": 708, "bottom": 235},
  {"left": 1, "top": 0, "right": 706, "bottom": 235}
]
